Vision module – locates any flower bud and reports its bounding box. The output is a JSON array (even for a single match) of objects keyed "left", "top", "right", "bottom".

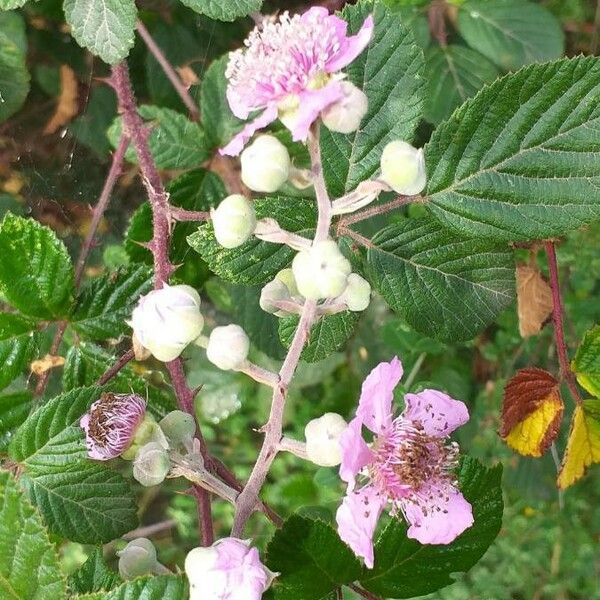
[
  {"left": 292, "top": 241, "right": 351, "bottom": 300},
  {"left": 185, "top": 538, "right": 276, "bottom": 600},
  {"left": 321, "top": 81, "right": 368, "bottom": 134},
  {"left": 159, "top": 410, "right": 196, "bottom": 447},
  {"left": 259, "top": 279, "right": 290, "bottom": 316},
  {"left": 132, "top": 442, "right": 170, "bottom": 487},
  {"left": 380, "top": 140, "right": 427, "bottom": 196},
  {"left": 241, "top": 135, "right": 291, "bottom": 193},
  {"left": 305, "top": 413, "right": 348, "bottom": 467},
  {"left": 130, "top": 284, "right": 204, "bottom": 362},
  {"left": 121, "top": 414, "right": 169, "bottom": 461},
  {"left": 339, "top": 273, "right": 371, "bottom": 312},
  {"left": 211, "top": 194, "right": 257, "bottom": 249},
  {"left": 118, "top": 538, "right": 158, "bottom": 580},
  {"left": 206, "top": 324, "right": 250, "bottom": 371},
  {"left": 80, "top": 392, "right": 146, "bottom": 461}
]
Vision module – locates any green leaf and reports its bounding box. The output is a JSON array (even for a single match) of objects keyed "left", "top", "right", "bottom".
[
  {"left": 0, "top": 12, "right": 29, "bottom": 123},
  {"left": 0, "top": 1, "right": 29, "bottom": 9},
  {"left": 201, "top": 54, "right": 245, "bottom": 149},
  {"left": 0, "top": 214, "right": 74, "bottom": 319},
  {"left": 179, "top": 0, "right": 262, "bottom": 22},
  {"left": 365, "top": 218, "right": 515, "bottom": 341},
  {"left": 104, "top": 575, "right": 187, "bottom": 599},
  {"left": 321, "top": 0, "right": 425, "bottom": 197},
  {"left": 0, "top": 470, "right": 67, "bottom": 600},
  {"left": 68, "top": 548, "right": 121, "bottom": 594},
  {"left": 188, "top": 197, "right": 316, "bottom": 285},
  {"left": 63, "top": 0, "right": 137, "bottom": 65},
  {"left": 0, "top": 313, "right": 40, "bottom": 392},
  {"left": 9, "top": 386, "right": 138, "bottom": 543},
  {"left": 426, "top": 56, "right": 600, "bottom": 242},
  {"left": 266, "top": 514, "right": 362, "bottom": 600},
  {"left": 457, "top": 0, "right": 564, "bottom": 71},
  {"left": 359, "top": 457, "right": 503, "bottom": 598},
  {"left": 70, "top": 265, "right": 153, "bottom": 340},
  {"left": 385, "top": 4, "right": 430, "bottom": 49},
  {"left": 279, "top": 312, "right": 360, "bottom": 363},
  {"left": 424, "top": 45, "right": 498, "bottom": 125},
  {"left": 0, "top": 390, "right": 33, "bottom": 451},
  {"left": 572, "top": 325, "right": 600, "bottom": 399},
  {"left": 108, "top": 105, "right": 210, "bottom": 170}
]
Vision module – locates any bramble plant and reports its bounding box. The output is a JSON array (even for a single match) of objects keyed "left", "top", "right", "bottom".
[{"left": 0, "top": 0, "right": 599, "bottom": 599}]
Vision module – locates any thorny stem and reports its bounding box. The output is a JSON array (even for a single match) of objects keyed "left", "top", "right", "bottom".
[
  {"left": 169, "top": 207, "right": 211, "bottom": 222},
  {"left": 231, "top": 124, "right": 332, "bottom": 536},
  {"left": 338, "top": 225, "right": 374, "bottom": 249},
  {"left": 336, "top": 195, "right": 421, "bottom": 231},
  {"left": 136, "top": 21, "right": 200, "bottom": 121},
  {"left": 96, "top": 348, "right": 135, "bottom": 385},
  {"left": 544, "top": 241, "right": 582, "bottom": 406},
  {"left": 111, "top": 61, "right": 213, "bottom": 546}
]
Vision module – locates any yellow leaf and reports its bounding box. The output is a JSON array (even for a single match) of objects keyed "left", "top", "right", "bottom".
[
  {"left": 30, "top": 354, "right": 66, "bottom": 376},
  {"left": 516, "top": 264, "right": 553, "bottom": 338},
  {"left": 557, "top": 401, "right": 600, "bottom": 489},
  {"left": 43, "top": 65, "right": 79, "bottom": 135}
]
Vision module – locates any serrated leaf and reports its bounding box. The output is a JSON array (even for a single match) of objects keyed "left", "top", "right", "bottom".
[
  {"left": 359, "top": 457, "right": 503, "bottom": 598},
  {"left": 321, "top": 0, "right": 425, "bottom": 197},
  {"left": 9, "top": 386, "right": 138, "bottom": 543},
  {"left": 70, "top": 265, "right": 153, "bottom": 340},
  {"left": 557, "top": 399, "right": 600, "bottom": 489},
  {"left": 365, "top": 218, "right": 515, "bottom": 341},
  {"left": 108, "top": 105, "right": 209, "bottom": 170},
  {"left": 63, "top": 0, "right": 137, "bottom": 65},
  {"left": 104, "top": 575, "right": 187, "bottom": 599},
  {"left": 0, "top": 214, "right": 74, "bottom": 318},
  {"left": 424, "top": 45, "right": 498, "bottom": 125},
  {"left": 500, "top": 367, "right": 563, "bottom": 457},
  {"left": 572, "top": 325, "right": 600, "bottom": 398},
  {"left": 188, "top": 197, "right": 316, "bottom": 285},
  {"left": 426, "top": 56, "right": 600, "bottom": 242},
  {"left": 0, "top": 390, "right": 33, "bottom": 451},
  {"left": 0, "top": 470, "right": 67, "bottom": 600},
  {"left": 68, "top": 547, "right": 121, "bottom": 594},
  {"left": 457, "top": 0, "right": 564, "bottom": 71},
  {"left": 179, "top": 0, "right": 262, "bottom": 22},
  {"left": 0, "top": 313, "right": 40, "bottom": 391},
  {"left": 266, "top": 514, "right": 362, "bottom": 600},
  {"left": 279, "top": 312, "right": 359, "bottom": 363},
  {"left": 516, "top": 264, "right": 553, "bottom": 338}
]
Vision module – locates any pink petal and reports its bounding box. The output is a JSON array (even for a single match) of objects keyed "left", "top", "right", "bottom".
[
  {"left": 401, "top": 482, "right": 474, "bottom": 545},
  {"left": 403, "top": 389, "right": 469, "bottom": 438},
  {"left": 336, "top": 486, "right": 385, "bottom": 569},
  {"left": 226, "top": 85, "right": 255, "bottom": 120},
  {"left": 288, "top": 82, "right": 345, "bottom": 142},
  {"left": 356, "top": 357, "right": 403, "bottom": 434},
  {"left": 326, "top": 15, "right": 375, "bottom": 73},
  {"left": 339, "top": 417, "right": 373, "bottom": 491},
  {"left": 219, "top": 104, "right": 278, "bottom": 156}
]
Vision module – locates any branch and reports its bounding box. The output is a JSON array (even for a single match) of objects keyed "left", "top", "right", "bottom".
[
  {"left": 136, "top": 21, "right": 200, "bottom": 121},
  {"left": 170, "top": 207, "right": 210, "bottom": 222},
  {"left": 544, "top": 241, "right": 582, "bottom": 406},
  {"left": 336, "top": 195, "right": 419, "bottom": 232},
  {"left": 348, "top": 583, "right": 381, "bottom": 599},
  {"left": 96, "top": 348, "right": 135, "bottom": 385}
]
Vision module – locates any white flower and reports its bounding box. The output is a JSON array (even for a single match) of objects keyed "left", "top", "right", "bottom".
[
  {"left": 130, "top": 284, "right": 204, "bottom": 362},
  {"left": 292, "top": 240, "right": 351, "bottom": 300},
  {"left": 241, "top": 135, "right": 291, "bottom": 193},
  {"left": 339, "top": 273, "right": 371, "bottom": 312},
  {"left": 305, "top": 413, "right": 348, "bottom": 467},
  {"left": 206, "top": 325, "right": 250, "bottom": 371},
  {"left": 211, "top": 194, "right": 257, "bottom": 249},
  {"left": 380, "top": 140, "right": 427, "bottom": 196},
  {"left": 321, "top": 81, "right": 368, "bottom": 134}
]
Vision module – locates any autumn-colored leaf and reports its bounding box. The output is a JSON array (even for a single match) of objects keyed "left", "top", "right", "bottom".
[
  {"left": 44, "top": 65, "right": 79, "bottom": 135},
  {"left": 30, "top": 354, "right": 66, "bottom": 376},
  {"left": 572, "top": 325, "right": 600, "bottom": 398},
  {"left": 501, "top": 367, "right": 563, "bottom": 457},
  {"left": 516, "top": 264, "right": 553, "bottom": 338},
  {"left": 557, "top": 399, "right": 600, "bottom": 489}
]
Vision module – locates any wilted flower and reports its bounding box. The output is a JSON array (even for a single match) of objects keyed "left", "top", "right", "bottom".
[
  {"left": 336, "top": 357, "right": 473, "bottom": 568},
  {"left": 185, "top": 538, "right": 276, "bottom": 600},
  {"left": 80, "top": 392, "right": 146, "bottom": 461},
  {"left": 220, "top": 7, "right": 374, "bottom": 155}
]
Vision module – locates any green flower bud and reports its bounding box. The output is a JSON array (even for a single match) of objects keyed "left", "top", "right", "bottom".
[
  {"left": 380, "top": 140, "right": 426, "bottom": 196},
  {"left": 305, "top": 413, "right": 347, "bottom": 467},
  {"left": 121, "top": 415, "right": 168, "bottom": 461},
  {"left": 159, "top": 410, "right": 196, "bottom": 447},
  {"left": 117, "top": 538, "right": 158, "bottom": 579},
  {"left": 340, "top": 273, "right": 371, "bottom": 312},
  {"left": 211, "top": 195, "right": 257, "bottom": 249},
  {"left": 206, "top": 325, "right": 250, "bottom": 371},
  {"left": 321, "top": 81, "right": 368, "bottom": 134},
  {"left": 132, "top": 442, "right": 170, "bottom": 487},
  {"left": 241, "top": 135, "right": 291, "bottom": 193}
]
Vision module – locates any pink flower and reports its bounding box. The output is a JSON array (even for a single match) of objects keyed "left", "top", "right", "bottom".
[
  {"left": 336, "top": 357, "right": 474, "bottom": 568},
  {"left": 80, "top": 392, "right": 146, "bottom": 460},
  {"left": 220, "top": 7, "right": 374, "bottom": 156}
]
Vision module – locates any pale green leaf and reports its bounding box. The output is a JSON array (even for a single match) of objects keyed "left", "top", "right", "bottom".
[
  {"left": 104, "top": 575, "right": 187, "bottom": 599},
  {"left": 572, "top": 325, "right": 600, "bottom": 399},
  {"left": 0, "top": 13, "right": 29, "bottom": 123}
]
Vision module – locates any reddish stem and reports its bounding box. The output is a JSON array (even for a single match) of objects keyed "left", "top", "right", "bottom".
[
  {"left": 348, "top": 584, "right": 381, "bottom": 599},
  {"left": 544, "top": 241, "right": 582, "bottom": 405},
  {"left": 170, "top": 207, "right": 211, "bottom": 222},
  {"left": 336, "top": 195, "right": 419, "bottom": 231},
  {"left": 96, "top": 348, "right": 135, "bottom": 385}
]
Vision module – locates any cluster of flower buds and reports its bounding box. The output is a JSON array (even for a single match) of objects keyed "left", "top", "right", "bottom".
[{"left": 185, "top": 538, "right": 276, "bottom": 600}]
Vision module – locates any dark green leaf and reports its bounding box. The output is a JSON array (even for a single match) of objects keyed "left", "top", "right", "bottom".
[
  {"left": 266, "top": 514, "right": 362, "bottom": 600},
  {"left": 0, "top": 213, "right": 74, "bottom": 319},
  {"left": 426, "top": 56, "right": 600, "bottom": 242},
  {"left": 366, "top": 218, "right": 515, "bottom": 341},
  {"left": 0, "top": 11, "right": 29, "bottom": 123},
  {"left": 68, "top": 547, "right": 121, "bottom": 594},
  {"left": 0, "top": 470, "right": 67, "bottom": 600},
  {"left": 188, "top": 197, "right": 316, "bottom": 285},
  {"left": 179, "top": 0, "right": 262, "bottom": 22},
  {"left": 359, "top": 457, "right": 503, "bottom": 598},
  {"left": 0, "top": 390, "right": 33, "bottom": 451},
  {"left": 0, "top": 312, "right": 40, "bottom": 392},
  {"left": 321, "top": 0, "right": 425, "bottom": 197}
]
